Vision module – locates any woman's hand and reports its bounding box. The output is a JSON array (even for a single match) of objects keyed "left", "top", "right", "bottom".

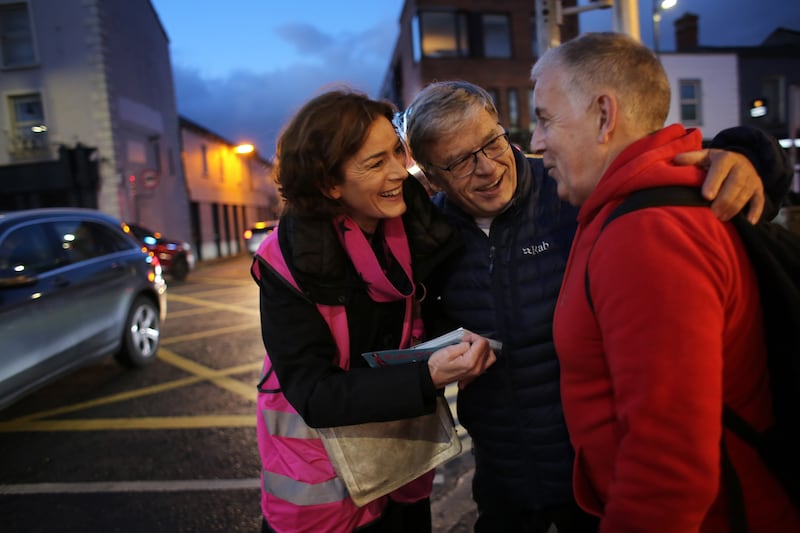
[{"left": 427, "top": 332, "right": 496, "bottom": 390}]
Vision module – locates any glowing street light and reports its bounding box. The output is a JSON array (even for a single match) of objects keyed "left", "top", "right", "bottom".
[
  {"left": 234, "top": 143, "right": 257, "bottom": 191},
  {"left": 234, "top": 143, "right": 255, "bottom": 155},
  {"left": 653, "top": 0, "right": 678, "bottom": 56}
]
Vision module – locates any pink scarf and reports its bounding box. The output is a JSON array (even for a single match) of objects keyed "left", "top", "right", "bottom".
[{"left": 332, "top": 215, "right": 414, "bottom": 303}]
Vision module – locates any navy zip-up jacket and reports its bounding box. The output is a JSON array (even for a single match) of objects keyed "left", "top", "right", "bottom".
[{"left": 424, "top": 147, "right": 579, "bottom": 508}]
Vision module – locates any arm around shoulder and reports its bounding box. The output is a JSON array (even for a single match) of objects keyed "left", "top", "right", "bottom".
[{"left": 710, "top": 126, "right": 793, "bottom": 216}]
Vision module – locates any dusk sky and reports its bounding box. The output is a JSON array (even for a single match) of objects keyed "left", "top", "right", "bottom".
[{"left": 149, "top": 0, "right": 800, "bottom": 158}]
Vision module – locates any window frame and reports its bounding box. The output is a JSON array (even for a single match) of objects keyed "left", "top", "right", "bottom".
[
  {"left": 7, "top": 92, "right": 49, "bottom": 158},
  {"left": 508, "top": 88, "right": 519, "bottom": 129},
  {"left": 481, "top": 13, "right": 512, "bottom": 59},
  {"left": 0, "top": 2, "right": 37, "bottom": 68},
  {"left": 760, "top": 75, "right": 786, "bottom": 125},
  {"left": 678, "top": 79, "right": 702, "bottom": 126},
  {"left": 415, "top": 9, "right": 469, "bottom": 59},
  {"left": 529, "top": 88, "right": 538, "bottom": 134},
  {"left": 201, "top": 144, "right": 209, "bottom": 177}
]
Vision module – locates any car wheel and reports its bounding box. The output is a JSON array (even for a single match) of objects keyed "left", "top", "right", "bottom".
[
  {"left": 170, "top": 255, "right": 189, "bottom": 281},
  {"left": 115, "top": 296, "right": 160, "bottom": 368}
]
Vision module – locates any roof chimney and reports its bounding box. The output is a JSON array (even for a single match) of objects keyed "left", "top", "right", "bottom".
[{"left": 675, "top": 13, "right": 699, "bottom": 51}]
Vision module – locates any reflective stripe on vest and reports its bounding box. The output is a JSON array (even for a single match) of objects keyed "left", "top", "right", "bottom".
[
  {"left": 262, "top": 408, "right": 318, "bottom": 440},
  {"left": 262, "top": 468, "right": 348, "bottom": 505}
]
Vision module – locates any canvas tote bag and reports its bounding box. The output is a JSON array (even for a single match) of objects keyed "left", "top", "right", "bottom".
[{"left": 318, "top": 395, "right": 462, "bottom": 507}]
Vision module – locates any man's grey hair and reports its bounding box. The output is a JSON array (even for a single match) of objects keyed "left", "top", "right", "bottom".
[
  {"left": 403, "top": 80, "right": 499, "bottom": 171},
  {"left": 531, "top": 32, "right": 671, "bottom": 133}
]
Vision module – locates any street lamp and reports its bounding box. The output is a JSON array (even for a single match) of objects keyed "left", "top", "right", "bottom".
[
  {"left": 234, "top": 143, "right": 257, "bottom": 191},
  {"left": 652, "top": 0, "right": 677, "bottom": 56},
  {"left": 234, "top": 143, "right": 255, "bottom": 155}
]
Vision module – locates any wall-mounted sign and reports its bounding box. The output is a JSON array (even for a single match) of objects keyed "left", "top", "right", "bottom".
[{"left": 141, "top": 169, "right": 159, "bottom": 189}]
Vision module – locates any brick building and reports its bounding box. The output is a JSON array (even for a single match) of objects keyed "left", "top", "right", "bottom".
[{"left": 380, "top": 0, "right": 579, "bottom": 149}]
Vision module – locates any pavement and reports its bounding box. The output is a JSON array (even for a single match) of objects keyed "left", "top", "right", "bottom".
[
  {"left": 431, "top": 448, "right": 477, "bottom": 532},
  {"left": 430, "top": 384, "right": 479, "bottom": 532}
]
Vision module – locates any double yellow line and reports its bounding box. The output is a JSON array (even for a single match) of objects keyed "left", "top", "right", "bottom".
[{"left": 0, "top": 324, "right": 261, "bottom": 433}]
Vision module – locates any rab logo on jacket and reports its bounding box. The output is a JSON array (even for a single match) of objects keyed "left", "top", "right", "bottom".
[{"left": 522, "top": 241, "right": 551, "bottom": 256}]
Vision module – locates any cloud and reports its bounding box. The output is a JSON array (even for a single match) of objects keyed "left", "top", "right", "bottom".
[
  {"left": 172, "top": 19, "right": 396, "bottom": 158},
  {"left": 275, "top": 23, "right": 335, "bottom": 55}
]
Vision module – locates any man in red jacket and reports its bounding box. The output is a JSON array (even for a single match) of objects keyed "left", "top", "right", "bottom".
[{"left": 530, "top": 32, "right": 800, "bottom": 532}]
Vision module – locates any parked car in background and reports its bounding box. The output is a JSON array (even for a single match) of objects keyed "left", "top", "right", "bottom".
[
  {"left": 124, "top": 222, "right": 195, "bottom": 281},
  {"left": 0, "top": 208, "right": 167, "bottom": 410},
  {"left": 243, "top": 220, "right": 279, "bottom": 254}
]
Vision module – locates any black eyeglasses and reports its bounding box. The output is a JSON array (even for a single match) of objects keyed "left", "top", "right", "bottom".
[{"left": 433, "top": 132, "right": 510, "bottom": 180}]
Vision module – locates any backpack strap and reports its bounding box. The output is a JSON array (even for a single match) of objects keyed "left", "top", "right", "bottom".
[
  {"left": 721, "top": 437, "right": 749, "bottom": 533},
  {"left": 584, "top": 186, "right": 709, "bottom": 312}
]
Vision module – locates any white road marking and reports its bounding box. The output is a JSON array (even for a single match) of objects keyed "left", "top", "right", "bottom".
[{"left": 0, "top": 478, "right": 260, "bottom": 495}]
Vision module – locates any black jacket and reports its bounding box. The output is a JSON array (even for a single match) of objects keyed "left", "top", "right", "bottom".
[{"left": 254, "top": 176, "right": 462, "bottom": 428}]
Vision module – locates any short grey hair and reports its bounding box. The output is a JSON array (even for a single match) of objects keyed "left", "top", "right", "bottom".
[
  {"left": 531, "top": 32, "right": 670, "bottom": 133},
  {"left": 404, "top": 81, "right": 499, "bottom": 172}
]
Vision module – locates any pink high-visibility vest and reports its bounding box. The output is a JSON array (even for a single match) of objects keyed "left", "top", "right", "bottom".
[{"left": 253, "top": 227, "right": 433, "bottom": 532}]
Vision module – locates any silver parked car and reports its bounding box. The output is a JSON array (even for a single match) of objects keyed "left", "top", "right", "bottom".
[
  {"left": 0, "top": 208, "right": 167, "bottom": 409},
  {"left": 243, "top": 219, "right": 279, "bottom": 255}
]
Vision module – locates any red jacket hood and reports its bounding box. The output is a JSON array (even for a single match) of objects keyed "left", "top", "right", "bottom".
[{"left": 578, "top": 124, "right": 705, "bottom": 226}]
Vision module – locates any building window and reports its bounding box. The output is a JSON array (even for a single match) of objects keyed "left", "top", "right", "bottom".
[
  {"left": 7, "top": 93, "right": 48, "bottom": 158},
  {"left": 201, "top": 144, "right": 209, "bottom": 177},
  {"left": 529, "top": 89, "right": 538, "bottom": 133},
  {"left": 487, "top": 88, "right": 499, "bottom": 108},
  {"left": 679, "top": 79, "right": 702, "bottom": 125},
  {"left": 482, "top": 14, "right": 511, "bottom": 58},
  {"left": 761, "top": 75, "right": 785, "bottom": 124},
  {"left": 151, "top": 139, "right": 162, "bottom": 174},
  {"left": 0, "top": 3, "right": 35, "bottom": 68},
  {"left": 415, "top": 10, "right": 469, "bottom": 58},
  {"left": 508, "top": 88, "right": 519, "bottom": 129},
  {"left": 412, "top": 15, "right": 422, "bottom": 62},
  {"left": 413, "top": 10, "right": 513, "bottom": 60}
]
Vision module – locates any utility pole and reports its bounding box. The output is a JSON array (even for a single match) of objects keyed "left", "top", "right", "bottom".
[
  {"left": 612, "top": 0, "right": 641, "bottom": 42},
  {"left": 535, "top": 0, "right": 639, "bottom": 55},
  {"left": 535, "top": 0, "right": 561, "bottom": 57}
]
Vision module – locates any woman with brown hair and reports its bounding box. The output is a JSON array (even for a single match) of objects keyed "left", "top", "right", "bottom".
[{"left": 252, "top": 89, "right": 496, "bottom": 533}]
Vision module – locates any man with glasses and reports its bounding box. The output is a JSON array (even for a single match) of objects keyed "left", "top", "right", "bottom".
[
  {"left": 401, "top": 80, "right": 788, "bottom": 532},
  {"left": 431, "top": 131, "right": 510, "bottom": 180}
]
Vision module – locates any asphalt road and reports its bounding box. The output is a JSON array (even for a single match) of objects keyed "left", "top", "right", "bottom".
[{"left": 0, "top": 254, "right": 478, "bottom": 532}]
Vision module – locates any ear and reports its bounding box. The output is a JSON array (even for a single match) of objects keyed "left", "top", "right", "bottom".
[
  {"left": 595, "top": 94, "right": 617, "bottom": 144},
  {"left": 321, "top": 183, "right": 342, "bottom": 200}
]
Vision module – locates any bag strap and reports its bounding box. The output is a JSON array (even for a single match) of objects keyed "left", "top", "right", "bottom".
[
  {"left": 722, "top": 438, "right": 749, "bottom": 533},
  {"left": 584, "top": 186, "right": 709, "bottom": 312}
]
